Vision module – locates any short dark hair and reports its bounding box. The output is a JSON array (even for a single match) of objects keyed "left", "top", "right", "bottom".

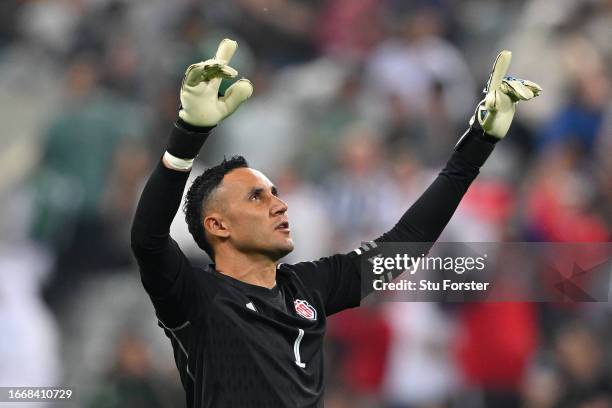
[{"left": 183, "top": 155, "right": 249, "bottom": 259}]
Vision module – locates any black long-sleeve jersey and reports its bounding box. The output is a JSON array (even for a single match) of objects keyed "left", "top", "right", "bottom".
[{"left": 130, "top": 123, "right": 496, "bottom": 408}]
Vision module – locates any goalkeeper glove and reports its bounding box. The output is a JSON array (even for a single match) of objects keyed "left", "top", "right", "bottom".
[
  {"left": 164, "top": 39, "right": 253, "bottom": 171},
  {"left": 470, "top": 50, "right": 542, "bottom": 139},
  {"left": 179, "top": 38, "right": 254, "bottom": 127}
]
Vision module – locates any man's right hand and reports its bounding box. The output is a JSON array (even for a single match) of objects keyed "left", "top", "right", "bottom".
[{"left": 179, "top": 38, "right": 253, "bottom": 127}]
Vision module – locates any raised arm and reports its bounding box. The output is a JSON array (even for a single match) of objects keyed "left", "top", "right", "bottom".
[
  {"left": 130, "top": 123, "right": 211, "bottom": 298},
  {"left": 130, "top": 39, "right": 253, "bottom": 326},
  {"left": 376, "top": 50, "right": 541, "bottom": 245},
  {"left": 292, "top": 51, "right": 542, "bottom": 315}
]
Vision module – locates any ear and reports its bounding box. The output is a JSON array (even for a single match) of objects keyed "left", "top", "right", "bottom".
[{"left": 204, "top": 214, "right": 230, "bottom": 239}]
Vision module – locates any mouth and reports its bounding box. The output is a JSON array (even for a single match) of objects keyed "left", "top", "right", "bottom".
[{"left": 275, "top": 221, "right": 290, "bottom": 232}]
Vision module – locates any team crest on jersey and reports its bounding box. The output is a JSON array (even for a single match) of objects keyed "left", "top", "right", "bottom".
[{"left": 294, "top": 299, "right": 317, "bottom": 320}]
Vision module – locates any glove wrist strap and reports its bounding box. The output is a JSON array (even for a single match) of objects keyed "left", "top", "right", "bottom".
[
  {"left": 166, "top": 119, "right": 216, "bottom": 159},
  {"left": 454, "top": 122, "right": 499, "bottom": 168}
]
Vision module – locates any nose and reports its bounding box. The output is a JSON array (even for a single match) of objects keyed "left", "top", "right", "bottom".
[{"left": 270, "top": 195, "right": 288, "bottom": 216}]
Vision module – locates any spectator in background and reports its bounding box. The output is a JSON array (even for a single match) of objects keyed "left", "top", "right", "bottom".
[
  {"left": 521, "top": 361, "right": 561, "bottom": 408},
  {"left": 87, "top": 335, "right": 173, "bottom": 408},
  {"left": 297, "top": 68, "right": 369, "bottom": 180},
  {"left": 456, "top": 302, "right": 538, "bottom": 408},
  {"left": 327, "top": 303, "right": 391, "bottom": 407},
  {"left": 538, "top": 40, "right": 609, "bottom": 155},
  {"left": 226, "top": 0, "right": 321, "bottom": 67},
  {"left": 323, "top": 123, "right": 399, "bottom": 252},
  {"left": 0, "top": 244, "right": 60, "bottom": 394},
  {"left": 524, "top": 144, "right": 609, "bottom": 242},
  {"left": 443, "top": 178, "right": 516, "bottom": 242},
  {"left": 381, "top": 303, "right": 457, "bottom": 408},
  {"left": 382, "top": 79, "right": 459, "bottom": 166},
  {"left": 501, "top": 0, "right": 612, "bottom": 126},
  {"left": 554, "top": 323, "right": 612, "bottom": 408},
  {"left": 365, "top": 7, "right": 475, "bottom": 129},
  {"left": 28, "top": 53, "right": 146, "bottom": 308},
  {"left": 99, "top": 35, "right": 143, "bottom": 99},
  {"left": 316, "top": 0, "right": 385, "bottom": 61},
  {"left": 18, "top": 0, "right": 84, "bottom": 56}
]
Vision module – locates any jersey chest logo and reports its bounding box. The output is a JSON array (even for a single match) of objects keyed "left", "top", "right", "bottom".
[{"left": 294, "top": 299, "right": 317, "bottom": 321}]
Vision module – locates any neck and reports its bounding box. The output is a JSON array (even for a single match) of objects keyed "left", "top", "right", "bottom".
[{"left": 214, "top": 248, "right": 278, "bottom": 289}]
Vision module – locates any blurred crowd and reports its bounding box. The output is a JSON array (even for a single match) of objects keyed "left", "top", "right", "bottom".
[{"left": 0, "top": 0, "right": 611, "bottom": 407}]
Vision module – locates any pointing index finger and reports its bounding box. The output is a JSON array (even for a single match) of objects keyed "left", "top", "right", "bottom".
[
  {"left": 215, "top": 38, "right": 238, "bottom": 64},
  {"left": 486, "top": 50, "right": 512, "bottom": 93}
]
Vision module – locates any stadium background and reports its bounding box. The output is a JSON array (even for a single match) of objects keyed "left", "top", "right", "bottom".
[{"left": 0, "top": 0, "right": 610, "bottom": 406}]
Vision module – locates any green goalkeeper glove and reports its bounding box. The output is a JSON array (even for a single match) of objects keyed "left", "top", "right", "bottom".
[
  {"left": 472, "top": 50, "right": 542, "bottom": 139},
  {"left": 179, "top": 38, "right": 253, "bottom": 127}
]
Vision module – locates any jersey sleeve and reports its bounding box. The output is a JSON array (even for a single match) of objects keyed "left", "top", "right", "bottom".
[
  {"left": 131, "top": 159, "right": 204, "bottom": 328},
  {"left": 291, "top": 126, "right": 498, "bottom": 315}
]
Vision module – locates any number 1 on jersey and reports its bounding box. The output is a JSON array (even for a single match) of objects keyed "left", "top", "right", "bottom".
[{"left": 294, "top": 329, "right": 306, "bottom": 368}]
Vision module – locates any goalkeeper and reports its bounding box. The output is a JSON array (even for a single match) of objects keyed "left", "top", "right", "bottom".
[{"left": 130, "top": 39, "right": 540, "bottom": 407}]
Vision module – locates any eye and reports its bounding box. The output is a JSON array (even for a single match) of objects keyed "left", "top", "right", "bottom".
[{"left": 250, "top": 191, "right": 261, "bottom": 201}]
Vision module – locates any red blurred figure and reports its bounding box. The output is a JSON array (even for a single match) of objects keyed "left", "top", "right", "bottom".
[
  {"left": 328, "top": 306, "right": 391, "bottom": 395},
  {"left": 457, "top": 302, "right": 538, "bottom": 406}
]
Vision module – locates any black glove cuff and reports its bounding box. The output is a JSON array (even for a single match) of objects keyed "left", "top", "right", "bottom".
[
  {"left": 166, "top": 119, "right": 216, "bottom": 159},
  {"left": 454, "top": 122, "right": 499, "bottom": 168}
]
